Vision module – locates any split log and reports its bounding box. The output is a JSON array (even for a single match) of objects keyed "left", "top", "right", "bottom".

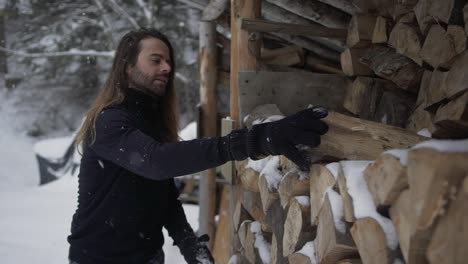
[
  {"left": 350, "top": 217, "right": 394, "bottom": 264},
  {"left": 265, "top": 0, "right": 351, "bottom": 29},
  {"left": 407, "top": 148, "right": 468, "bottom": 231},
  {"left": 406, "top": 104, "right": 436, "bottom": 134},
  {"left": 426, "top": 176, "right": 468, "bottom": 264},
  {"left": 283, "top": 197, "right": 316, "bottom": 257},
  {"left": 347, "top": 14, "right": 377, "bottom": 48},
  {"left": 337, "top": 165, "right": 355, "bottom": 222},
  {"left": 364, "top": 154, "right": 408, "bottom": 207},
  {"left": 447, "top": 25, "right": 467, "bottom": 54},
  {"left": 279, "top": 155, "right": 296, "bottom": 172},
  {"left": 259, "top": 171, "right": 280, "bottom": 213},
  {"left": 316, "top": 194, "right": 358, "bottom": 264},
  {"left": 360, "top": 45, "right": 424, "bottom": 93},
  {"left": 310, "top": 164, "right": 337, "bottom": 225},
  {"left": 340, "top": 48, "right": 373, "bottom": 76},
  {"left": 266, "top": 200, "right": 288, "bottom": 264},
  {"left": 278, "top": 170, "right": 309, "bottom": 208},
  {"left": 343, "top": 77, "right": 392, "bottom": 119},
  {"left": 272, "top": 32, "right": 340, "bottom": 63},
  {"left": 307, "top": 111, "right": 426, "bottom": 163},
  {"left": 336, "top": 259, "right": 363, "bottom": 264},
  {"left": 233, "top": 196, "right": 252, "bottom": 232},
  {"left": 419, "top": 24, "right": 458, "bottom": 69},
  {"left": 465, "top": 3, "right": 468, "bottom": 35},
  {"left": 388, "top": 13, "right": 423, "bottom": 65},
  {"left": 391, "top": 0, "right": 419, "bottom": 21},
  {"left": 445, "top": 49, "right": 468, "bottom": 99},
  {"left": 238, "top": 165, "right": 261, "bottom": 192},
  {"left": 374, "top": 90, "right": 415, "bottom": 127},
  {"left": 389, "top": 189, "right": 432, "bottom": 264},
  {"left": 316, "top": 0, "right": 359, "bottom": 15},
  {"left": 238, "top": 220, "right": 252, "bottom": 250},
  {"left": 242, "top": 190, "right": 266, "bottom": 223},
  {"left": 433, "top": 90, "right": 468, "bottom": 139},
  {"left": 288, "top": 251, "right": 314, "bottom": 264},
  {"left": 414, "top": 0, "right": 467, "bottom": 34},
  {"left": 305, "top": 55, "right": 344, "bottom": 75},
  {"left": 372, "top": 16, "right": 391, "bottom": 44},
  {"left": 242, "top": 18, "right": 347, "bottom": 39},
  {"left": 244, "top": 222, "right": 262, "bottom": 264},
  {"left": 419, "top": 70, "right": 449, "bottom": 110},
  {"left": 261, "top": 45, "right": 304, "bottom": 67},
  {"left": 415, "top": 70, "right": 432, "bottom": 107},
  {"left": 261, "top": 1, "right": 346, "bottom": 52},
  {"left": 351, "top": 0, "right": 396, "bottom": 17}
]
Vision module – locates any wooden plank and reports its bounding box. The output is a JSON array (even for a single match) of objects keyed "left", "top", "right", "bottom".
[
  {"left": 307, "top": 111, "right": 426, "bottom": 163},
  {"left": 363, "top": 154, "right": 408, "bottom": 207},
  {"left": 238, "top": 71, "right": 349, "bottom": 124},
  {"left": 241, "top": 18, "right": 347, "bottom": 39},
  {"left": 426, "top": 176, "right": 468, "bottom": 264},
  {"left": 212, "top": 187, "right": 232, "bottom": 264},
  {"left": 350, "top": 217, "right": 394, "bottom": 264}
]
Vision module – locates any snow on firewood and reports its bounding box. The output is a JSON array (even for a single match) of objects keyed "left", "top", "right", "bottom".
[
  {"left": 250, "top": 221, "right": 271, "bottom": 264},
  {"left": 341, "top": 160, "right": 399, "bottom": 250},
  {"left": 297, "top": 241, "right": 317, "bottom": 264}
]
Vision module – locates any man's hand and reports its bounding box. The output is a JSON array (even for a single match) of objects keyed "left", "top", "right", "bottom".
[
  {"left": 177, "top": 234, "right": 214, "bottom": 264},
  {"left": 250, "top": 106, "right": 329, "bottom": 171}
]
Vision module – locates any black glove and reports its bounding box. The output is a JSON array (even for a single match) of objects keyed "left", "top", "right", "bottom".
[
  {"left": 223, "top": 106, "right": 329, "bottom": 171},
  {"left": 177, "top": 234, "right": 214, "bottom": 264}
]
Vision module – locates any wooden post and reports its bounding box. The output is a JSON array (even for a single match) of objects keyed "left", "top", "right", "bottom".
[
  {"left": 199, "top": 19, "right": 218, "bottom": 249},
  {"left": 230, "top": 0, "right": 262, "bottom": 257}
]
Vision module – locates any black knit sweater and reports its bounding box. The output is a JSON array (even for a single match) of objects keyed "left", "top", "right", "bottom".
[{"left": 67, "top": 90, "right": 246, "bottom": 264}]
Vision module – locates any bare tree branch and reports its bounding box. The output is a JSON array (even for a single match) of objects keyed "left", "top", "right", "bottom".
[
  {"left": 92, "top": 0, "right": 115, "bottom": 48},
  {"left": 136, "top": 0, "right": 153, "bottom": 26},
  {"left": 0, "top": 47, "right": 114, "bottom": 58},
  {"left": 108, "top": 0, "right": 140, "bottom": 29}
]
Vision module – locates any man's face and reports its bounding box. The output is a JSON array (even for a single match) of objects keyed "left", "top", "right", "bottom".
[{"left": 127, "top": 37, "right": 172, "bottom": 97}]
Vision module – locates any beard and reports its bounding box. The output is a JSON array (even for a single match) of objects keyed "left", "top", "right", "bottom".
[{"left": 128, "top": 67, "right": 167, "bottom": 97}]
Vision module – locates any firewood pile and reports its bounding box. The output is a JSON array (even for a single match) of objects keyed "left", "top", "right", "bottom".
[{"left": 228, "top": 0, "right": 468, "bottom": 261}]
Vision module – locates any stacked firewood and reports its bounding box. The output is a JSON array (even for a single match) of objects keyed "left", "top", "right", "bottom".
[
  {"left": 231, "top": 128, "right": 468, "bottom": 264},
  {"left": 341, "top": 0, "right": 468, "bottom": 139}
]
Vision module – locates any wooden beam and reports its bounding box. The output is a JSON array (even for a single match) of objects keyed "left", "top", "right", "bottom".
[
  {"left": 241, "top": 18, "right": 347, "bottom": 39},
  {"left": 230, "top": 0, "right": 261, "bottom": 257},
  {"left": 307, "top": 111, "right": 426, "bottom": 163},
  {"left": 212, "top": 187, "right": 231, "bottom": 264},
  {"left": 199, "top": 19, "right": 218, "bottom": 249}
]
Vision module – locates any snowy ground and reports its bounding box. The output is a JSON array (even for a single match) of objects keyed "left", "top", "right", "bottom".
[{"left": 0, "top": 119, "right": 199, "bottom": 263}]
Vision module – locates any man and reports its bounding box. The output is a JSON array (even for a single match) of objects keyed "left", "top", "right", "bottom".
[{"left": 68, "top": 28, "right": 328, "bottom": 264}]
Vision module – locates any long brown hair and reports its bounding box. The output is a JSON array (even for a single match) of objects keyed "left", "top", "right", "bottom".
[{"left": 75, "top": 28, "right": 178, "bottom": 149}]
